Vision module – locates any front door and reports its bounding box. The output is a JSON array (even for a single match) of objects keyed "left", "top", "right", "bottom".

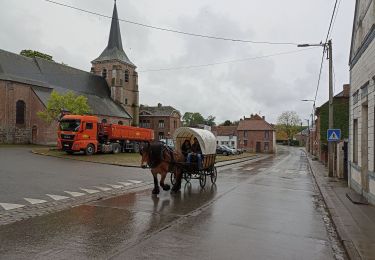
[
  {"left": 256, "top": 142, "right": 261, "bottom": 153},
  {"left": 31, "top": 125, "right": 37, "bottom": 144}
]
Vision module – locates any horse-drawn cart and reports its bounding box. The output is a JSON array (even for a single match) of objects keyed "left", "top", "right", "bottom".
[{"left": 170, "top": 127, "right": 217, "bottom": 188}]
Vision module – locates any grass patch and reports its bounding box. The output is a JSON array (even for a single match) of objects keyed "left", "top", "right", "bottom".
[{"left": 32, "top": 148, "right": 255, "bottom": 167}]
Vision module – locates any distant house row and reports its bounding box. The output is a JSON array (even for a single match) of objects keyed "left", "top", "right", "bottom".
[{"left": 212, "top": 114, "right": 276, "bottom": 153}]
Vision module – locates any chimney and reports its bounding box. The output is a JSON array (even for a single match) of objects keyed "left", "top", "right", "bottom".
[
  {"left": 343, "top": 84, "right": 350, "bottom": 97},
  {"left": 157, "top": 103, "right": 162, "bottom": 108},
  {"left": 243, "top": 116, "right": 246, "bottom": 120},
  {"left": 262, "top": 116, "right": 265, "bottom": 120}
]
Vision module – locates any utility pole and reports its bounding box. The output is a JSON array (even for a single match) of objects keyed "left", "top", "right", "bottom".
[
  {"left": 298, "top": 40, "right": 334, "bottom": 176},
  {"left": 306, "top": 119, "right": 310, "bottom": 153},
  {"left": 328, "top": 40, "right": 334, "bottom": 177}
]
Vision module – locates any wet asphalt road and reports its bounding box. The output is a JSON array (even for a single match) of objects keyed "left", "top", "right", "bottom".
[
  {"left": 0, "top": 147, "right": 150, "bottom": 205},
  {"left": 0, "top": 146, "right": 346, "bottom": 259}
]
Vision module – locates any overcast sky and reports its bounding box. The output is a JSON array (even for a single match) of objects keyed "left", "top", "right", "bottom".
[{"left": 0, "top": 0, "right": 355, "bottom": 124}]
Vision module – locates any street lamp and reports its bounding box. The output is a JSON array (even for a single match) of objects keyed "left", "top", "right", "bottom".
[
  {"left": 299, "top": 40, "right": 334, "bottom": 177},
  {"left": 305, "top": 119, "right": 310, "bottom": 153}
]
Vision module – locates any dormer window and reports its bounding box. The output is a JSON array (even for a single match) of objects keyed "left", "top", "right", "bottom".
[{"left": 125, "top": 70, "right": 129, "bottom": 82}]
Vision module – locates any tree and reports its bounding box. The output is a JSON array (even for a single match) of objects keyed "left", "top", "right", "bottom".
[
  {"left": 20, "top": 49, "right": 53, "bottom": 61},
  {"left": 182, "top": 112, "right": 205, "bottom": 126},
  {"left": 37, "top": 90, "right": 91, "bottom": 123},
  {"left": 277, "top": 111, "right": 301, "bottom": 144},
  {"left": 204, "top": 115, "right": 216, "bottom": 126},
  {"left": 221, "top": 120, "right": 232, "bottom": 126}
]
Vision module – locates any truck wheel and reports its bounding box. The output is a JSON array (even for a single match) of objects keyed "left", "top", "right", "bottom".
[
  {"left": 85, "top": 144, "right": 95, "bottom": 155},
  {"left": 133, "top": 143, "right": 140, "bottom": 153},
  {"left": 113, "top": 144, "right": 120, "bottom": 154}
]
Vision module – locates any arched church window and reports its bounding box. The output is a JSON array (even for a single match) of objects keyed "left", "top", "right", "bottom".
[
  {"left": 16, "top": 100, "right": 26, "bottom": 125},
  {"left": 102, "top": 68, "right": 107, "bottom": 79},
  {"left": 125, "top": 70, "right": 129, "bottom": 82}
]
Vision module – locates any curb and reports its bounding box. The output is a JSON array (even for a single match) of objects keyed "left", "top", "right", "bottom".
[
  {"left": 302, "top": 149, "right": 362, "bottom": 260},
  {"left": 31, "top": 149, "right": 260, "bottom": 169}
]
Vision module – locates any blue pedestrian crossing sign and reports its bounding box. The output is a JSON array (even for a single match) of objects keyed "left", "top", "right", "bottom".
[{"left": 327, "top": 129, "right": 341, "bottom": 142}]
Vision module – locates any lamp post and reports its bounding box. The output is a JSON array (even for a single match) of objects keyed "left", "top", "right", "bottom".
[
  {"left": 306, "top": 119, "right": 310, "bottom": 153},
  {"left": 299, "top": 40, "right": 334, "bottom": 177}
]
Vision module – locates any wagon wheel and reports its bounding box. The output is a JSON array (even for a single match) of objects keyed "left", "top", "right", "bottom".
[
  {"left": 199, "top": 170, "right": 207, "bottom": 188},
  {"left": 170, "top": 172, "right": 176, "bottom": 186},
  {"left": 210, "top": 167, "right": 217, "bottom": 184}
]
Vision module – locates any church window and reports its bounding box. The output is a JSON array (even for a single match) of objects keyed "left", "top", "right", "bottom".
[
  {"left": 125, "top": 70, "right": 129, "bottom": 82},
  {"left": 102, "top": 68, "right": 107, "bottom": 79},
  {"left": 16, "top": 100, "right": 26, "bottom": 125}
]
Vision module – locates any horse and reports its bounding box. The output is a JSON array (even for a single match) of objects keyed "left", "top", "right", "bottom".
[{"left": 140, "top": 142, "right": 185, "bottom": 194}]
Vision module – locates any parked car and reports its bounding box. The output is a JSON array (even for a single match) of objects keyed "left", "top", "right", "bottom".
[
  {"left": 216, "top": 145, "right": 235, "bottom": 156},
  {"left": 160, "top": 139, "right": 175, "bottom": 149}
]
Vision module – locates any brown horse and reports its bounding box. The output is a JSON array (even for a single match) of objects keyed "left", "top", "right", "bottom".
[{"left": 140, "top": 142, "right": 185, "bottom": 194}]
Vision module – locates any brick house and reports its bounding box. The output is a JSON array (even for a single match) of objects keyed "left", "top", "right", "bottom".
[
  {"left": 237, "top": 114, "right": 276, "bottom": 153},
  {"left": 0, "top": 2, "right": 138, "bottom": 145},
  {"left": 348, "top": 0, "right": 375, "bottom": 204},
  {"left": 211, "top": 125, "right": 238, "bottom": 149},
  {"left": 139, "top": 103, "right": 181, "bottom": 141}
]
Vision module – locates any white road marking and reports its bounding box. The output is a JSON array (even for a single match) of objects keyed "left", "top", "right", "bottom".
[
  {"left": 64, "top": 191, "right": 85, "bottom": 197},
  {"left": 118, "top": 182, "right": 133, "bottom": 186},
  {"left": 24, "top": 198, "right": 47, "bottom": 205},
  {"left": 46, "top": 194, "right": 69, "bottom": 201},
  {"left": 0, "top": 202, "right": 25, "bottom": 210},
  {"left": 127, "top": 180, "right": 142, "bottom": 184},
  {"left": 245, "top": 167, "right": 254, "bottom": 171},
  {"left": 94, "top": 186, "right": 112, "bottom": 191},
  {"left": 107, "top": 184, "right": 123, "bottom": 189},
  {"left": 80, "top": 188, "right": 100, "bottom": 194}
]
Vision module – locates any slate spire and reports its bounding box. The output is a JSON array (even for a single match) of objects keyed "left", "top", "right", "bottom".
[
  {"left": 92, "top": 1, "right": 134, "bottom": 66},
  {"left": 107, "top": 1, "right": 123, "bottom": 51}
]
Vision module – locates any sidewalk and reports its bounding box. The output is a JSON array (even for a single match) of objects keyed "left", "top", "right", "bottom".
[{"left": 307, "top": 155, "right": 375, "bottom": 260}]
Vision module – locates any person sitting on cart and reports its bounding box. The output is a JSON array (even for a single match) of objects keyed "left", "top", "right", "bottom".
[
  {"left": 181, "top": 139, "right": 192, "bottom": 159},
  {"left": 187, "top": 137, "right": 203, "bottom": 169}
]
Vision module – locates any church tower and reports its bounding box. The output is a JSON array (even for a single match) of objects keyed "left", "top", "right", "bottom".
[{"left": 91, "top": 1, "right": 139, "bottom": 126}]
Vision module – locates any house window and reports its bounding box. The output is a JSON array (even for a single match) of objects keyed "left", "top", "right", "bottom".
[
  {"left": 125, "top": 98, "right": 128, "bottom": 105},
  {"left": 244, "top": 140, "right": 248, "bottom": 146},
  {"left": 264, "top": 131, "right": 269, "bottom": 140},
  {"left": 158, "top": 120, "right": 165, "bottom": 128},
  {"left": 174, "top": 120, "right": 177, "bottom": 128},
  {"left": 244, "top": 130, "right": 248, "bottom": 137},
  {"left": 102, "top": 68, "right": 107, "bottom": 79},
  {"left": 231, "top": 141, "right": 235, "bottom": 147},
  {"left": 264, "top": 142, "right": 269, "bottom": 152},
  {"left": 361, "top": 81, "right": 369, "bottom": 98},
  {"left": 158, "top": 132, "right": 164, "bottom": 140},
  {"left": 118, "top": 121, "right": 123, "bottom": 125},
  {"left": 353, "top": 90, "right": 359, "bottom": 104},
  {"left": 353, "top": 119, "right": 358, "bottom": 163},
  {"left": 16, "top": 100, "right": 26, "bottom": 125},
  {"left": 125, "top": 70, "right": 129, "bottom": 82}
]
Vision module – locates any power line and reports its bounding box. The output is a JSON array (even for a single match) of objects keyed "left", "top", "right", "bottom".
[
  {"left": 44, "top": 0, "right": 299, "bottom": 46},
  {"left": 313, "top": 0, "right": 338, "bottom": 108},
  {"left": 139, "top": 47, "right": 318, "bottom": 72}
]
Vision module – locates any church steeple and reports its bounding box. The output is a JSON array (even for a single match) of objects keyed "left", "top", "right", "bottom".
[{"left": 92, "top": 1, "right": 134, "bottom": 66}]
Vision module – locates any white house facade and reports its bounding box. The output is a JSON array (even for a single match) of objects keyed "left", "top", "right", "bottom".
[{"left": 349, "top": 0, "right": 375, "bottom": 204}]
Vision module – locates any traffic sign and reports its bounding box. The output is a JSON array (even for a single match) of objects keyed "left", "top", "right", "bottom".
[{"left": 327, "top": 129, "right": 341, "bottom": 142}]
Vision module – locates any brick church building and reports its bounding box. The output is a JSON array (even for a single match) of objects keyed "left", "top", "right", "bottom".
[{"left": 0, "top": 2, "right": 139, "bottom": 144}]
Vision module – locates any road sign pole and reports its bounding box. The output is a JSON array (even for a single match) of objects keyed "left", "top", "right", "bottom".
[{"left": 328, "top": 40, "right": 334, "bottom": 177}]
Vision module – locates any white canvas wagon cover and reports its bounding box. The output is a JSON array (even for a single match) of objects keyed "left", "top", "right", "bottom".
[{"left": 173, "top": 127, "right": 217, "bottom": 155}]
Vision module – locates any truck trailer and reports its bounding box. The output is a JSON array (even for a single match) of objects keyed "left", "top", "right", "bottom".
[{"left": 57, "top": 115, "right": 154, "bottom": 155}]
